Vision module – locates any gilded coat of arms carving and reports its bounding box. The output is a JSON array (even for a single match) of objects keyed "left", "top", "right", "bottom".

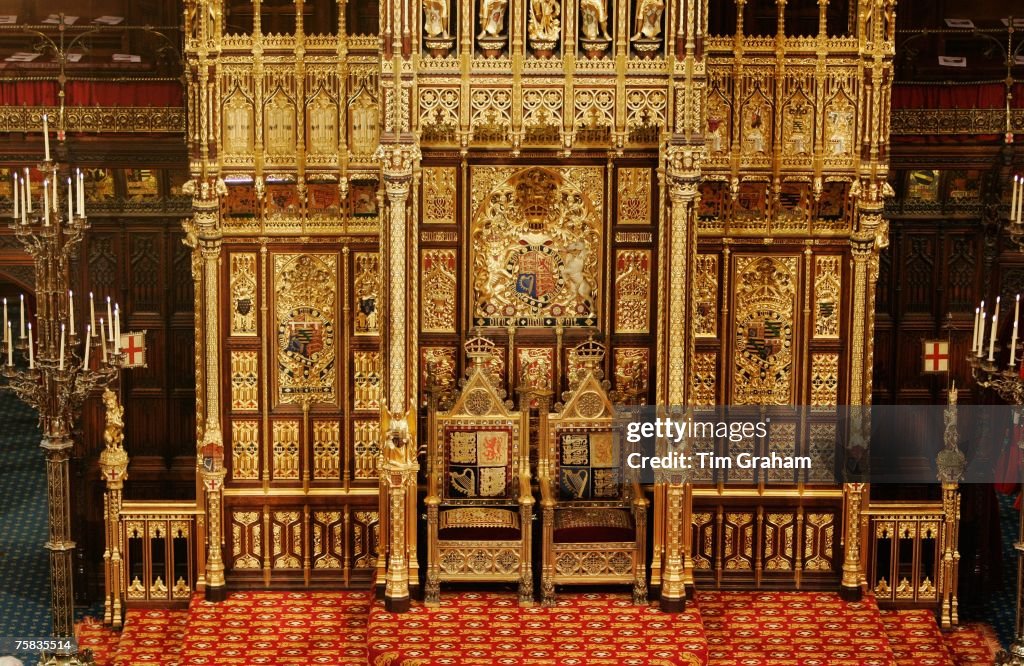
[
  {"left": 274, "top": 253, "right": 337, "bottom": 404},
  {"left": 470, "top": 167, "right": 602, "bottom": 327}
]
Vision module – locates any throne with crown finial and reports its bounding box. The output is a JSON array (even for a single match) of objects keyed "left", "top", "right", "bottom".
[
  {"left": 423, "top": 335, "right": 534, "bottom": 605},
  {"left": 537, "top": 339, "right": 648, "bottom": 605}
]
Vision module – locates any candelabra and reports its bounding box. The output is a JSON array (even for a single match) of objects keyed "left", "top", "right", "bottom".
[
  {"left": 3, "top": 133, "right": 128, "bottom": 665},
  {"left": 967, "top": 296, "right": 1024, "bottom": 665}
]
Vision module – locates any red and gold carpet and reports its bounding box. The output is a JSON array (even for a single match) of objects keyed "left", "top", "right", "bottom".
[
  {"left": 367, "top": 591, "right": 708, "bottom": 666},
  {"left": 941, "top": 622, "right": 1001, "bottom": 664},
  {"left": 879, "top": 609, "right": 953, "bottom": 665},
  {"left": 75, "top": 616, "right": 120, "bottom": 665},
  {"left": 699, "top": 590, "right": 898, "bottom": 666},
  {"left": 177, "top": 590, "right": 370, "bottom": 665},
  {"left": 112, "top": 608, "right": 188, "bottom": 665}
]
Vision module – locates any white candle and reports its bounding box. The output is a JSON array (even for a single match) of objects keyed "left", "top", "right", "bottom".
[
  {"left": 989, "top": 297, "right": 1001, "bottom": 362},
  {"left": 114, "top": 305, "right": 121, "bottom": 350},
  {"left": 100, "top": 317, "right": 107, "bottom": 362},
  {"left": 43, "top": 114, "right": 50, "bottom": 161},
  {"left": 68, "top": 290, "right": 75, "bottom": 332},
  {"left": 19, "top": 294, "right": 24, "bottom": 339},
  {"left": 83, "top": 325, "right": 90, "bottom": 369},
  {"left": 43, "top": 179, "right": 49, "bottom": 224},
  {"left": 59, "top": 323, "right": 65, "bottom": 371},
  {"left": 23, "top": 168, "right": 31, "bottom": 213},
  {"left": 89, "top": 292, "right": 96, "bottom": 336},
  {"left": 50, "top": 172, "right": 56, "bottom": 211},
  {"left": 6, "top": 322, "right": 10, "bottom": 366},
  {"left": 27, "top": 323, "right": 33, "bottom": 369},
  {"left": 1014, "top": 175, "right": 1021, "bottom": 222},
  {"left": 2, "top": 298, "right": 6, "bottom": 343},
  {"left": 106, "top": 297, "right": 113, "bottom": 340},
  {"left": 1019, "top": 183, "right": 1024, "bottom": 224},
  {"left": 972, "top": 306, "right": 980, "bottom": 353},
  {"left": 20, "top": 184, "right": 25, "bottom": 225},
  {"left": 66, "top": 177, "right": 72, "bottom": 223},
  {"left": 1012, "top": 322, "right": 1019, "bottom": 368},
  {"left": 11, "top": 173, "right": 16, "bottom": 220},
  {"left": 77, "top": 169, "right": 84, "bottom": 217},
  {"left": 978, "top": 311, "right": 987, "bottom": 357}
]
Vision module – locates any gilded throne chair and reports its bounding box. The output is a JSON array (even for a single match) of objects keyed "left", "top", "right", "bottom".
[
  {"left": 424, "top": 336, "right": 534, "bottom": 605},
  {"left": 538, "top": 340, "right": 648, "bottom": 605}
]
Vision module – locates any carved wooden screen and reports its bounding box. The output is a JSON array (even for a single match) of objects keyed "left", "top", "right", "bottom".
[
  {"left": 418, "top": 162, "right": 658, "bottom": 407},
  {"left": 221, "top": 243, "right": 381, "bottom": 587}
]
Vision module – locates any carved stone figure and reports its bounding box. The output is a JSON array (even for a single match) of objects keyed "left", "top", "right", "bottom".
[
  {"left": 580, "top": 0, "right": 611, "bottom": 40},
  {"left": 478, "top": 0, "right": 509, "bottom": 38},
  {"left": 528, "top": 0, "right": 561, "bottom": 42},
  {"left": 423, "top": 0, "right": 450, "bottom": 38},
  {"left": 631, "top": 0, "right": 665, "bottom": 40}
]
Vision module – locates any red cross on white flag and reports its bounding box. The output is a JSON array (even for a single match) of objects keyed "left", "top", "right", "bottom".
[
  {"left": 119, "top": 331, "right": 147, "bottom": 367},
  {"left": 922, "top": 340, "right": 948, "bottom": 373}
]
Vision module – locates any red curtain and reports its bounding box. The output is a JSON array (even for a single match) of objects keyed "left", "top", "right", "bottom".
[
  {"left": 0, "top": 81, "right": 59, "bottom": 106},
  {"left": 65, "top": 81, "right": 184, "bottom": 107},
  {"left": 891, "top": 83, "right": 1007, "bottom": 110}
]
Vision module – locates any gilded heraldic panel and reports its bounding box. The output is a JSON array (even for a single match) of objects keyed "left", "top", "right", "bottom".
[
  {"left": 733, "top": 256, "right": 798, "bottom": 405},
  {"left": 230, "top": 253, "right": 258, "bottom": 336},
  {"left": 275, "top": 254, "right": 337, "bottom": 404},
  {"left": 353, "top": 252, "right": 380, "bottom": 336},
  {"left": 616, "top": 168, "right": 651, "bottom": 225},
  {"left": 422, "top": 167, "right": 457, "bottom": 224},
  {"left": 471, "top": 166, "right": 603, "bottom": 327},
  {"left": 814, "top": 256, "right": 841, "bottom": 339}
]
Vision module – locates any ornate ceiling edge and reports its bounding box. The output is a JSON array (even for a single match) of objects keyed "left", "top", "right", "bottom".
[
  {"left": 0, "top": 106, "right": 184, "bottom": 134},
  {"left": 891, "top": 108, "right": 1024, "bottom": 135}
]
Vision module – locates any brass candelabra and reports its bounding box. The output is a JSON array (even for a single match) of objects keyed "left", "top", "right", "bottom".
[{"left": 2, "top": 151, "right": 127, "bottom": 666}]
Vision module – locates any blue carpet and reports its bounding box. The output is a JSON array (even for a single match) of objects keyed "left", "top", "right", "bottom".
[
  {"left": 0, "top": 390, "right": 49, "bottom": 665},
  {"left": 992, "top": 492, "right": 1019, "bottom": 648}
]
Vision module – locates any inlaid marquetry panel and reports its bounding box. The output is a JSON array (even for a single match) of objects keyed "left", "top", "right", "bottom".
[
  {"left": 272, "top": 420, "right": 301, "bottom": 480},
  {"left": 353, "top": 351, "right": 382, "bottom": 411},
  {"left": 311, "top": 511, "right": 344, "bottom": 570},
  {"left": 723, "top": 512, "right": 755, "bottom": 571},
  {"left": 353, "top": 420, "right": 380, "bottom": 480},
  {"left": 312, "top": 421, "right": 341, "bottom": 481},
  {"left": 231, "top": 511, "right": 262, "bottom": 570},
  {"left": 230, "top": 351, "right": 259, "bottom": 411},
  {"left": 803, "top": 512, "right": 836, "bottom": 572},
  {"left": 352, "top": 510, "right": 380, "bottom": 569},
  {"left": 230, "top": 253, "right": 258, "bottom": 336},
  {"left": 230, "top": 421, "right": 260, "bottom": 481},
  {"left": 421, "top": 249, "right": 457, "bottom": 333},
  {"left": 763, "top": 513, "right": 797, "bottom": 572},
  {"left": 614, "top": 249, "right": 651, "bottom": 333},
  {"left": 271, "top": 511, "right": 302, "bottom": 569}
]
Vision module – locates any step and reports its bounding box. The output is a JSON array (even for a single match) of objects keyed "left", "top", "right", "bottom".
[{"left": 879, "top": 609, "right": 954, "bottom": 666}]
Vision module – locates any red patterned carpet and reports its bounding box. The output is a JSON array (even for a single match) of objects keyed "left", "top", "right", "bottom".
[
  {"left": 699, "top": 591, "right": 899, "bottom": 665},
  {"left": 367, "top": 591, "right": 708, "bottom": 666},
  {"left": 73, "top": 589, "right": 1001, "bottom": 666},
  {"left": 177, "top": 590, "right": 371, "bottom": 665}
]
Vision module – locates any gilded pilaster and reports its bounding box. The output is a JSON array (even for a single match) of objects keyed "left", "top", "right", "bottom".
[{"left": 98, "top": 389, "right": 128, "bottom": 629}]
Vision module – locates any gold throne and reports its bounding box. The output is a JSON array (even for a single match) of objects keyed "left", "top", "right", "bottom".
[
  {"left": 538, "top": 340, "right": 648, "bottom": 605},
  {"left": 424, "top": 336, "right": 534, "bottom": 605}
]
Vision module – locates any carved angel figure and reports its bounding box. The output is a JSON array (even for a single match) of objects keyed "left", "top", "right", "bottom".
[
  {"left": 478, "top": 0, "right": 509, "bottom": 37},
  {"left": 580, "top": 0, "right": 611, "bottom": 40},
  {"left": 423, "top": 0, "right": 450, "bottom": 38},
  {"left": 631, "top": 0, "right": 665, "bottom": 40},
  {"left": 528, "top": 0, "right": 560, "bottom": 41},
  {"left": 102, "top": 388, "right": 124, "bottom": 450}
]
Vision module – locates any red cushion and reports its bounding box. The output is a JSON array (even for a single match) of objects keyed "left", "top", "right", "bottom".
[
  {"left": 438, "top": 525, "right": 522, "bottom": 541},
  {"left": 553, "top": 508, "right": 635, "bottom": 544}
]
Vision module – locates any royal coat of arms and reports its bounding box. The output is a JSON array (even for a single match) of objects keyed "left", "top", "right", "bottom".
[{"left": 275, "top": 253, "right": 337, "bottom": 404}]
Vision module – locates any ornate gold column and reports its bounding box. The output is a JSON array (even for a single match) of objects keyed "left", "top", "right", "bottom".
[
  {"left": 187, "top": 178, "right": 228, "bottom": 602},
  {"left": 98, "top": 389, "right": 128, "bottom": 629},
  {"left": 659, "top": 146, "right": 702, "bottom": 613},
  {"left": 377, "top": 143, "right": 420, "bottom": 609},
  {"left": 381, "top": 413, "right": 418, "bottom": 612}
]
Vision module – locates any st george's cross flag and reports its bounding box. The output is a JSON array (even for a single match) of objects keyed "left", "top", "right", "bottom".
[
  {"left": 119, "top": 331, "right": 147, "bottom": 367},
  {"left": 922, "top": 340, "right": 949, "bottom": 373}
]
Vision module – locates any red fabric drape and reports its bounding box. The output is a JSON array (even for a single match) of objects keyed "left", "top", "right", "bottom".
[
  {"left": 0, "top": 81, "right": 59, "bottom": 106},
  {"left": 891, "top": 83, "right": 1007, "bottom": 110},
  {"left": 65, "top": 81, "right": 184, "bottom": 107}
]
